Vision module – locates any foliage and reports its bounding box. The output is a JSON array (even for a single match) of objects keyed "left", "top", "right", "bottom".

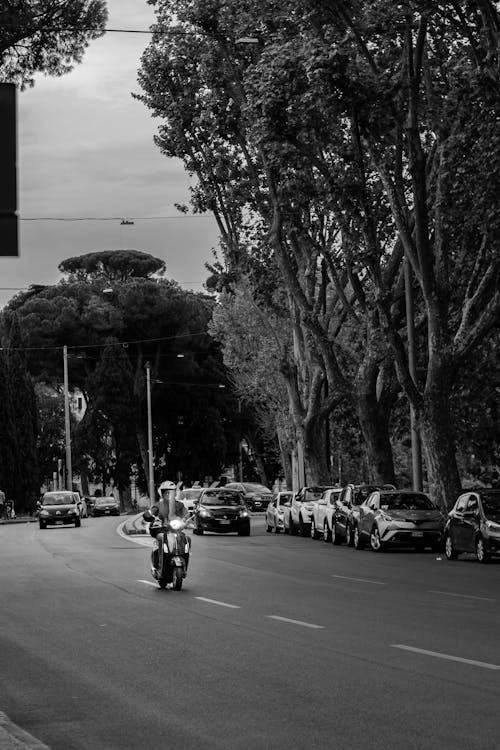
[{"left": 0, "top": 0, "right": 107, "bottom": 88}]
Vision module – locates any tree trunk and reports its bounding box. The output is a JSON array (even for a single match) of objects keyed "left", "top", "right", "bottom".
[
  {"left": 420, "top": 378, "right": 461, "bottom": 511},
  {"left": 303, "top": 415, "right": 330, "bottom": 484},
  {"left": 136, "top": 428, "right": 150, "bottom": 497}
]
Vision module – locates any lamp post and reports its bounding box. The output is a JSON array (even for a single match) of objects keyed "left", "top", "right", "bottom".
[
  {"left": 145, "top": 361, "right": 155, "bottom": 506},
  {"left": 63, "top": 345, "right": 72, "bottom": 491},
  {"left": 404, "top": 256, "right": 423, "bottom": 491}
]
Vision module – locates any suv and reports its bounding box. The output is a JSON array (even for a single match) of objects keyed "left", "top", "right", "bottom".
[
  {"left": 445, "top": 489, "right": 500, "bottom": 563},
  {"left": 337, "top": 484, "right": 395, "bottom": 546},
  {"left": 284, "top": 486, "right": 333, "bottom": 537},
  {"left": 224, "top": 482, "right": 274, "bottom": 511},
  {"left": 38, "top": 491, "right": 81, "bottom": 529},
  {"left": 311, "top": 488, "right": 342, "bottom": 541}
]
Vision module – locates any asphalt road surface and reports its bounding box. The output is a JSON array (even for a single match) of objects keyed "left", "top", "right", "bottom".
[{"left": 1, "top": 516, "right": 499, "bottom": 749}]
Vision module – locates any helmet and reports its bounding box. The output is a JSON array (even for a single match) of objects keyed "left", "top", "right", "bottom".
[{"left": 158, "top": 480, "right": 176, "bottom": 497}]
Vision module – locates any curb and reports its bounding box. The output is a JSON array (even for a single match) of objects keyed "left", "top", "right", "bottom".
[{"left": 0, "top": 711, "right": 50, "bottom": 749}]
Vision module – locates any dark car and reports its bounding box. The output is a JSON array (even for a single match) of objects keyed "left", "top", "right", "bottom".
[
  {"left": 192, "top": 488, "right": 250, "bottom": 536},
  {"left": 354, "top": 489, "right": 444, "bottom": 552},
  {"left": 444, "top": 489, "right": 500, "bottom": 563},
  {"left": 223, "top": 482, "right": 273, "bottom": 511},
  {"left": 92, "top": 496, "right": 120, "bottom": 517},
  {"left": 337, "top": 484, "right": 395, "bottom": 546},
  {"left": 38, "top": 491, "right": 81, "bottom": 529}
]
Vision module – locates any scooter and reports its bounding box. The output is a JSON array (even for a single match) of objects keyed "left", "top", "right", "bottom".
[{"left": 142, "top": 510, "right": 192, "bottom": 590}]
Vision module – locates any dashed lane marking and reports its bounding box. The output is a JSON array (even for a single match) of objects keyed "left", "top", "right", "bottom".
[
  {"left": 195, "top": 597, "right": 241, "bottom": 609},
  {"left": 267, "top": 615, "right": 324, "bottom": 629},
  {"left": 391, "top": 644, "right": 500, "bottom": 670},
  {"left": 332, "top": 574, "right": 386, "bottom": 585},
  {"left": 428, "top": 590, "right": 496, "bottom": 602}
]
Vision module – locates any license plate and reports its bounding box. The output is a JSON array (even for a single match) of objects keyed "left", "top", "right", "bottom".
[
  {"left": 219, "top": 520, "right": 230, "bottom": 525},
  {"left": 411, "top": 531, "right": 424, "bottom": 537},
  {"left": 105, "top": 510, "right": 110, "bottom": 514},
  {"left": 254, "top": 503, "right": 261, "bottom": 507},
  {"left": 55, "top": 520, "right": 63, "bottom": 525}
]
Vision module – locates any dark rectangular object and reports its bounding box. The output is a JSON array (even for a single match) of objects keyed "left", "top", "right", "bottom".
[{"left": 0, "top": 82, "right": 19, "bottom": 256}]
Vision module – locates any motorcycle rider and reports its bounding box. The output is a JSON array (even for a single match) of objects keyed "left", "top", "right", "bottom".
[{"left": 149, "top": 480, "right": 191, "bottom": 571}]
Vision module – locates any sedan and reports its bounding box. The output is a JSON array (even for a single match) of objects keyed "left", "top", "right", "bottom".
[
  {"left": 92, "top": 497, "right": 120, "bottom": 517},
  {"left": 178, "top": 487, "right": 204, "bottom": 513},
  {"left": 354, "top": 490, "right": 444, "bottom": 552},
  {"left": 223, "top": 482, "right": 274, "bottom": 511},
  {"left": 193, "top": 488, "right": 251, "bottom": 535},
  {"left": 266, "top": 491, "right": 293, "bottom": 533},
  {"left": 444, "top": 489, "right": 500, "bottom": 563},
  {"left": 38, "top": 491, "right": 81, "bottom": 529}
]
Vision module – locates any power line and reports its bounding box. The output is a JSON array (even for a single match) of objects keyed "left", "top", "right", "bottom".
[
  {"left": 19, "top": 215, "right": 211, "bottom": 221},
  {"left": 0, "top": 331, "right": 215, "bottom": 353}
]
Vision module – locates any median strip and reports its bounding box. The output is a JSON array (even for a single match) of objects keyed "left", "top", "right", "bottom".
[
  {"left": 391, "top": 644, "right": 500, "bottom": 670},
  {"left": 267, "top": 615, "right": 324, "bottom": 629},
  {"left": 195, "top": 597, "right": 241, "bottom": 609}
]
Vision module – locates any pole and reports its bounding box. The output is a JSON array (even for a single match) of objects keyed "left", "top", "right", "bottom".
[
  {"left": 145, "top": 362, "right": 155, "bottom": 505},
  {"left": 404, "top": 255, "right": 423, "bottom": 491},
  {"left": 63, "top": 346, "right": 73, "bottom": 491}
]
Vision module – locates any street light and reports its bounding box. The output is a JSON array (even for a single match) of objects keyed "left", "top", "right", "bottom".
[
  {"left": 145, "top": 362, "right": 155, "bottom": 505},
  {"left": 63, "top": 345, "right": 72, "bottom": 491}
]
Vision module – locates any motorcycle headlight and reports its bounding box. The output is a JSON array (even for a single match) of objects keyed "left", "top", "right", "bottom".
[{"left": 169, "top": 519, "right": 184, "bottom": 531}]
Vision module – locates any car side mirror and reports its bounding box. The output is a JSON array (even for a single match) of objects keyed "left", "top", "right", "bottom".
[
  {"left": 193, "top": 500, "right": 200, "bottom": 507},
  {"left": 142, "top": 509, "right": 154, "bottom": 522}
]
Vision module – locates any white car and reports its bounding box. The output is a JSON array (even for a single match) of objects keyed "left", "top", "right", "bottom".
[
  {"left": 265, "top": 492, "right": 293, "bottom": 533},
  {"left": 178, "top": 487, "right": 203, "bottom": 513},
  {"left": 74, "top": 492, "right": 88, "bottom": 518},
  {"left": 284, "top": 486, "right": 334, "bottom": 536},
  {"left": 311, "top": 488, "right": 342, "bottom": 541}
]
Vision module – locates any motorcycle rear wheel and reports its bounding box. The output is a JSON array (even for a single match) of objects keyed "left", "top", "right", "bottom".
[{"left": 172, "top": 568, "right": 183, "bottom": 591}]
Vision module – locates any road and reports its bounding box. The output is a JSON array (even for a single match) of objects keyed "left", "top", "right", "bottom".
[{"left": 1, "top": 516, "right": 499, "bottom": 749}]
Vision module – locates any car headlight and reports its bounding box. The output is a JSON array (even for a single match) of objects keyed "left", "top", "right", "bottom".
[
  {"left": 68, "top": 509, "right": 77, "bottom": 515},
  {"left": 487, "top": 521, "right": 500, "bottom": 534},
  {"left": 199, "top": 509, "right": 212, "bottom": 517},
  {"left": 40, "top": 510, "right": 49, "bottom": 517},
  {"left": 239, "top": 510, "right": 249, "bottom": 517}
]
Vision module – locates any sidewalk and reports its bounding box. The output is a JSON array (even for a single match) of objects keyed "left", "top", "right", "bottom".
[
  {"left": 0, "top": 515, "right": 36, "bottom": 526},
  {"left": 121, "top": 513, "right": 148, "bottom": 535}
]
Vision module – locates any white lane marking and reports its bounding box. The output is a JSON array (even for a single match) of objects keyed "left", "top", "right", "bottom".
[
  {"left": 391, "top": 644, "right": 500, "bottom": 670},
  {"left": 195, "top": 597, "right": 241, "bottom": 609},
  {"left": 267, "top": 615, "right": 324, "bottom": 629},
  {"left": 332, "top": 574, "right": 386, "bottom": 585},
  {"left": 428, "top": 590, "right": 495, "bottom": 602},
  {"left": 138, "top": 579, "right": 158, "bottom": 587}
]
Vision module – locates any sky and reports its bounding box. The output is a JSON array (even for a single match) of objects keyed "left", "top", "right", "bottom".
[{"left": 0, "top": 0, "right": 220, "bottom": 309}]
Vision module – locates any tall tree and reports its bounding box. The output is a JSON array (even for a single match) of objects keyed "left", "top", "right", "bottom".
[{"left": 0, "top": 0, "right": 107, "bottom": 87}]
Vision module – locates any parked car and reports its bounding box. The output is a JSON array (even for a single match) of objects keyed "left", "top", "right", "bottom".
[
  {"left": 178, "top": 487, "right": 204, "bottom": 513},
  {"left": 353, "top": 489, "right": 444, "bottom": 552},
  {"left": 92, "top": 496, "right": 120, "bottom": 517},
  {"left": 38, "top": 491, "right": 81, "bottom": 529},
  {"left": 311, "top": 488, "right": 342, "bottom": 540},
  {"left": 74, "top": 492, "right": 88, "bottom": 518},
  {"left": 266, "top": 491, "right": 294, "bottom": 533},
  {"left": 444, "top": 489, "right": 500, "bottom": 563},
  {"left": 223, "top": 482, "right": 274, "bottom": 511},
  {"left": 83, "top": 495, "right": 96, "bottom": 514},
  {"left": 193, "top": 488, "right": 250, "bottom": 535},
  {"left": 338, "top": 484, "right": 394, "bottom": 546},
  {"left": 284, "top": 486, "right": 333, "bottom": 537}
]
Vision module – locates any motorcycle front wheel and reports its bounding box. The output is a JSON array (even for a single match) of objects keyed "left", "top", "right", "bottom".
[{"left": 172, "top": 568, "right": 183, "bottom": 591}]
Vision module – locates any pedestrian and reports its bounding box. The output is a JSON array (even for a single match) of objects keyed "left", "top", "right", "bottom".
[{"left": 0, "top": 488, "right": 5, "bottom": 520}]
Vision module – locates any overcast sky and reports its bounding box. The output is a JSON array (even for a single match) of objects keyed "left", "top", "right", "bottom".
[{"left": 0, "top": 0, "right": 220, "bottom": 309}]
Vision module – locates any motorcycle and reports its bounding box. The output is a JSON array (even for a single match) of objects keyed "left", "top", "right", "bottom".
[{"left": 142, "top": 510, "right": 192, "bottom": 590}]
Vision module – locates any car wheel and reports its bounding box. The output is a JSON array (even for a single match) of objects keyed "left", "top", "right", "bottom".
[
  {"left": 39, "top": 521, "right": 46, "bottom": 530},
  {"left": 332, "top": 523, "right": 342, "bottom": 545},
  {"left": 346, "top": 523, "right": 354, "bottom": 547},
  {"left": 266, "top": 523, "right": 273, "bottom": 533},
  {"left": 275, "top": 524, "right": 281, "bottom": 534},
  {"left": 158, "top": 577, "right": 168, "bottom": 589},
  {"left": 299, "top": 516, "right": 311, "bottom": 537},
  {"left": 354, "top": 525, "right": 364, "bottom": 550},
  {"left": 475, "top": 536, "right": 490, "bottom": 564},
  {"left": 323, "top": 523, "right": 332, "bottom": 543},
  {"left": 290, "top": 519, "right": 298, "bottom": 536},
  {"left": 196, "top": 522, "right": 204, "bottom": 536},
  {"left": 75, "top": 518, "right": 81, "bottom": 528},
  {"left": 370, "top": 526, "right": 383, "bottom": 552},
  {"left": 238, "top": 525, "right": 251, "bottom": 536},
  {"left": 444, "top": 534, "right": 458, "bottom": 560}
]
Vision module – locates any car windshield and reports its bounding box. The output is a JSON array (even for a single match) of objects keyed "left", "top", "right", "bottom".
[
  {"left": 303, "top": 488, "right": 326, "bottom": 501},
  {"left": 43, "top": 494, "right": 75, "bottom": 506},
  {"left": 481, "top": 492, "right": 500, "bottom": 515},
  {"left": 182, "top": 489, "right": 202, "bottom": 499},
  {"left": 381, "top": 493, "right": 434, "bottom": 511},
  {"left": 96, "top": 498, "right": 116, "bottom": 506},
  {"left": 202, "top": 492, "right": 243, "bottom": 506},
  {"left": 242, "top": 484, "right": 270, "bottom": 493},
  {"left": 353, "top": 487, "right": 379, "bottom": 505}
]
